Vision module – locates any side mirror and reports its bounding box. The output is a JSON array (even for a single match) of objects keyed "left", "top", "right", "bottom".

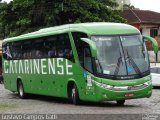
[
  {"left": 80, "top": 38, "right": 97, "bottom": 57},
  {"left": 143, "top": 36, "right": 158, "bottom": 54},
  {"left": 143, "top": 36, "right": 159, "bottom": 62}
]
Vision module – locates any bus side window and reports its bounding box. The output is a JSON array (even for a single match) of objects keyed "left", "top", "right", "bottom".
[
  {"left": 46, "top": 36, "right": 57, "bottom": 58},
  {"left": 57, "top": 34, "right": 74, "bottom": 62},
  {"left": 22, "top": 41, "right": 32, "bottom": 59},
  {"left": 71, "top": 32, "right": 88, "bottom": 66},
  {"left": 84, "top": 47, "right": 93, "bottom": 73},
  {"left": 11, "top": 43, "right": 16, "bottom": 59},
  {"left": 72, "top": 32, "right": 93, "bottom": 73},
  {"left": 2, "top": 44, "right": 7, "bottom": 60},
  {"left": 48, "top": 46, "right": 56, "bottom": 58},
  {"left": 32, "top": 39, "right": 44, "bottom": 59},
  {"left": 7, "top": 43, "right": 13, "bottom": 60},
  {"left": 12, "top": 41, "right": 23, "bottom": 60}
]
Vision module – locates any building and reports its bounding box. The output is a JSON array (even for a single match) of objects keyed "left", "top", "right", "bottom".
[{"left": 121, "top": 9, "right": 160, "bottom": 50}]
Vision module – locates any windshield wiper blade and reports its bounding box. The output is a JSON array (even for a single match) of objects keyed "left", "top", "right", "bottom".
[
  {"left": 126, "top": 50, "right": 141, "bottom": 75},
  {"left": 114, "top": 57, "right": 122, "bottom": 76},
  {"left": 114, "top": 50, "right": 123, "bottom": 76},
  {"left": 96, "top": 59, "right": 103, "bottom": 74},
  {"left": 114, "top": 49, "right": 141, "bottom": 76}
]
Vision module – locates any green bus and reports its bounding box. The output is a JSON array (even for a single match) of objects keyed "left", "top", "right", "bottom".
[{"left": 2, "top": 23, "right": 158, "bottom": 105}]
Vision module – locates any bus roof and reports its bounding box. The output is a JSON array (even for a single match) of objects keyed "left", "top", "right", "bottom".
[{"left": 3, "top": 22, "right": 140, "bottom": 43}]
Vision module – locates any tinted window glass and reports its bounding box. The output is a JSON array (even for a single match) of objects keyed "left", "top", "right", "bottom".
[
  {"left": 56, "top": 34, "right": 74, "bottom": 62},
  {"left": 151, "top": 68, "right": 157, "bottom": 73},
  {"left": 84, "top": 47, "right": 93, "bottom": 73},
  {"left": 72, "top": 32, "right": 93, "bottom": 72},
  {"left": 45, "top": 36, "right": 57, "bottom": 58},
  {"left": 2, "top": 43, "right": 10, "bottom": 60},
  {"left": 158, "top": 68, "right": 160, "bottom": 74},
  {"left": 22, "top": 41, "right": 32, "bottom": 59},
  {"left": 72, "top": 32, "right": 88, "bottom": 66},
  {"left": 31, "top": 39, "right": 44, "bottom": 59},
  {"left": 12, "top": 42, "right": 22, "bottom": 60},
  {"left": 3, "top": 33, "right": 74, "bottom": 61}
]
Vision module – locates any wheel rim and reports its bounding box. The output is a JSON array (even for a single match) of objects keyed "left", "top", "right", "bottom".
[
  {"left": 19, "top": 84, "right": 23, "bottom": 97},
  {"left": 71, "top": 87, "right": 75, "bottom": 101}
]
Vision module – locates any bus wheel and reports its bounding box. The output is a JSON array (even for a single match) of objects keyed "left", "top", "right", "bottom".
[
  {"left": 116, "top": 100, "right": 125, "bottom": 105},
  {"left": 17, "top": 81, "right": 26, "bottom": 99},
  {"left": 71, "top": 84, "right": 80, "bottom": 105}
]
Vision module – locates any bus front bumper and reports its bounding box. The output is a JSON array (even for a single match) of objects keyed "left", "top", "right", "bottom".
[{"left": 94, "top": 81, "right": 152, "bottom": 102}]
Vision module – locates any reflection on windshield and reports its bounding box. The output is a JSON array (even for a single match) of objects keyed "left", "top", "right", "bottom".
[{"left": 92, "top": 35, "right": 149, "bottom": 77}]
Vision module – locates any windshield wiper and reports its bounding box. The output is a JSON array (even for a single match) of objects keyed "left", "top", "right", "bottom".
[
  {"left": 126, "top": 50, "right": 141, "bottom": 75},
  {"left": 96, "top": 59, "right": 103, "bottom": 74},
  {"left": 114, "top": 49, "right": 141, "bottom": 76},
  {"left": 114, "top": 51, "right": 123, "bottom": 76}
]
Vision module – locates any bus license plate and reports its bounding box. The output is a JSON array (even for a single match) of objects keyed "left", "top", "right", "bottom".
[{"left": 125, "top": 93, "right": 134, "bottom": 97}]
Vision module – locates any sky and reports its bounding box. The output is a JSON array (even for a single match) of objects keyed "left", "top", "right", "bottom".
[
  {"left": 131, "top": 0, "right": 160, "bottom": 13},
  {"left": 2, "top": 0, "right": 11, "bottom": 3},
  {"left": 1, "top": 0, "right": 160, "bottom": 13}
]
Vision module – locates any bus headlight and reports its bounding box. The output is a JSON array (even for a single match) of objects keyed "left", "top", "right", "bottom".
[
  {"left": 93, "top": 80, "right": 113, "bottom": 89},
  {"left": 144, "top": 80, "right": 152, "bottom": 86},
  {"left": 101, "top": 83, "right": 113, "bottom": 89}
]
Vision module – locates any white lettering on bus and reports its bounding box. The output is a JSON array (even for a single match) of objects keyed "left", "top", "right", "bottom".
[
  {"left": 66, "top": 60, "right": 73, "bottom": 75},
  {"left": 4, "top": 58, "right": 73, "bottom": 75},
  {"left": 4, "top": 61, "right": 8, "bottom": 73},
  {"left": 41, "top": 59, "right": 47, "bottom": 74},
  {"left": 14, "top": 60, "right": 18, "bottom": 73},
  {"left": 57, "top": 58, "right": 64, "bottom": 75},
  {"left": 30, "top": 60, "right": 33, "bottom": 74},
  {"left": 9, "top": 60, "right": 14, "bottom": 73},
  {"left": 19, "top": 60, "right": 24, "bottom": 74},
  {"left": 24, "top": 60, "right": 29, "bottom": 74},
  {"left": 48, "top": 59, "right": 55, "bottom": 74},
  {"left": 34, "top": 59, "right": 40, "bottom": 74}
]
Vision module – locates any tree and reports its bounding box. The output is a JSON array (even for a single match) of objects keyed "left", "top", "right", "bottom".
[
  {"left": 123, "top": 4, "right": 135, "bottom": 9},
  {"left": 0, "top": 0, "right": 126, "bottom": 38},
  {"left": 0, "top": 1, "right": 9, "bottom": 39}
]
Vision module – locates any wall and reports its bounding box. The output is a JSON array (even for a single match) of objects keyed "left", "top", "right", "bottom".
[{"left": 132, "top": 24, "right": 160, "bottom": 50}]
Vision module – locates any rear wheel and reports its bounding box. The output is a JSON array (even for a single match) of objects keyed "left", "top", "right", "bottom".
[
  {"left": 116, "top": 100, "right": 125, "bottom": 105},
  {"left": 70, "top": 84, "right": 80, "bottom": 105},
  {"left": 17, "top": 81, "right": 26, "bottom": 99}
]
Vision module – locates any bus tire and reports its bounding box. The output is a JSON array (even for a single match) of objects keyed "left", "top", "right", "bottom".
[
  {"left": 116, "top": 100, "right": 125, "bottom": 105},
  {"left": 17, "top": 81, "right": 26, "bottom": 99},
  {"left": 71, "top": 84, "right": 80, "bottom": 105}
]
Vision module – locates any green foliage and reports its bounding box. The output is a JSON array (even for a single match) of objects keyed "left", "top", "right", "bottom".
[
  {"left": 0, "top": 0, "right": 126, "bottom": 38},
  {"left": 123, "top": 4, "right": 135, "bottom": 9}
]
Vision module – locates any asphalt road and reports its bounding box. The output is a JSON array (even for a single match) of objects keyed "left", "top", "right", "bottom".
[{"left": 0, "top": 84, "right": 160, "bottom": 120}]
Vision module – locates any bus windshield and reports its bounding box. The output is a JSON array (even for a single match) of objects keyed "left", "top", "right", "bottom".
[{"left": 91, "top": 35, "right": 149, "bottom": 78}]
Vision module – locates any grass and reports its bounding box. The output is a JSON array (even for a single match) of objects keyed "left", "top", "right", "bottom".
[{"left": 0, "top": 103, "right": 17, "bottom": 109}]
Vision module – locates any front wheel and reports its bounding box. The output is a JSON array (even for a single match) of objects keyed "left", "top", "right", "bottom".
[
  {"left": 116, "top": 100, "right": 125, "bottom": 105},
  {"left": 71, "top": 84, "right": 80, "bottom": 105},
  {"left": 17, "top": 81, "right": 26, "bottom": 99}
]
